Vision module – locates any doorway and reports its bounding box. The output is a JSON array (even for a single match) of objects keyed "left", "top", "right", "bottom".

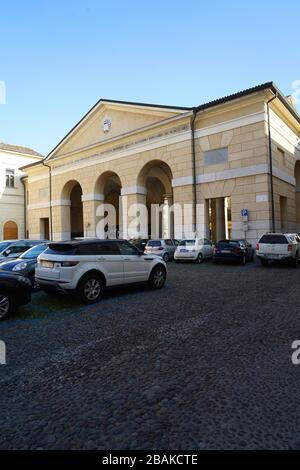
[
  {"left": 3, "top": 220, "right": 18, "bottom": 240},
  {"left": 40, "top": 218, "right": 50, "bottom": 240},
  {"left": 207, "top": 197, "right": 231, "bottom": 243}
]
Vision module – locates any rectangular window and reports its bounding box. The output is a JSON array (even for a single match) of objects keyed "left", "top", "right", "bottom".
[
  {"left": 204, "top": 147, "right": 228, "bottom": 166},
  {"left": 5, "top": 169, "right": 15, "bottom": 188},
  {"left": 277, "top": 147, "right": 286, "bottom": 166}
]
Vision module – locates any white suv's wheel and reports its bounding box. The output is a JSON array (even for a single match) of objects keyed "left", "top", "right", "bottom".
[
  {"left": 0, "top": 291, "right": 11, "bottom": 320},
  {"left": 77, "top": 274, "right": 105, "bottom": 304},
  {"left": 149, "top": 265, "right": 166, "bottom": 289}
]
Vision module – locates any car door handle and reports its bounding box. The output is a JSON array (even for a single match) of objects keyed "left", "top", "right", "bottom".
[
  {"left": 97, "top": 257, "right": 106, "bottom": 261},
  {"left": 123, "top": 257, "right": 132, "bottom": 261}
]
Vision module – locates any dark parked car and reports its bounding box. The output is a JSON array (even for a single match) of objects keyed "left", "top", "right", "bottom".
[
  {"left": 0, "top": 243, "right": 48, "bottom": 289},
  {"left": 213, "top": 239, "right": 254, "bottom": 265},
  {"left": 0, "top": 239, "right": 48, "bottom": 263},
  {"left": 0, "top": 272, "right": 32, "bottom": 319}
]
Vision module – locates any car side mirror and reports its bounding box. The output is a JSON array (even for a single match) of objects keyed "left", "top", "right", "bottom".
[
  {"left": 4, "top": 249, "right": 11, "bottom": 257},
  {"left": 138, "top": 249, "right": 143, "bottom": 256},
  {"left": 248, "top": 244, "right": 252, "bottom": 248}
]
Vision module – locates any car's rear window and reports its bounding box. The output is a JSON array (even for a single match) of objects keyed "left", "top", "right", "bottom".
[
  {"left": 179, "top": 240, "right": 195, "bottom": 246},
  {"left": 259, "top": 235, "right": 288, "bottom": 244},
  {"left": 44, "top": 242, "right": 121, "bottom": 256},
  {"left": 45, "top": 244, "right": 79, "bottom": 255},
  {"left": 217, "top": 240, "right": 239, "bottom": 248},
  {"left": 147, "top": 241, "right": 161, "bottom": 247}
]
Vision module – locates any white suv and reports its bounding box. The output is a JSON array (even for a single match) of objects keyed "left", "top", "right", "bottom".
[
  {"left": 36, "top": 239, "right": 167, "bottom": 303},
  {"left": 256, "top": 233, "right": 300, "bottom": 267}
]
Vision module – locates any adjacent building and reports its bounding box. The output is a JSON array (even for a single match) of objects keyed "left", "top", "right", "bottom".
[
  {"left": 0, "top": 143, "right": 43, "bottom": 240},
  {"left": 21, "top": 82, "right": 300, "bottom": 246}
]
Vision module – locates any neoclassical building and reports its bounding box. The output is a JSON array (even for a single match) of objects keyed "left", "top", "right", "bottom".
[
  {"left": 22, "top": 82, "right": 300, "bottom": 245},
  {"left": 0, "top": 143, "right": 43, "bottom": 240}
]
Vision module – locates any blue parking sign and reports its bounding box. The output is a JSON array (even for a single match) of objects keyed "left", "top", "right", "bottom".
[{"left": 241, "top": 209, "right": 248, "bottom": 217}]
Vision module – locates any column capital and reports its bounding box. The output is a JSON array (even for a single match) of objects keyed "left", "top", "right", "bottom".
[
  {"left": 81, "top": 193, "right": 104, "bottom": 202},
  {"left": 121, "top": 185, "right": 147, "bottom": 196}
]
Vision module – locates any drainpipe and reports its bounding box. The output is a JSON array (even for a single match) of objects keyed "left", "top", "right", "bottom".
[
  {"left": 20, "top": 176, "right": 27, "bottom": 238},
  {"left": 266, "top": 92, "right": 278, "bottom": 233},
  {"left": 191, "top": 108, "right": 197, "bottom": 234},
  {"left": 42, "top": 160, "right": 53, "bottom": 240}
]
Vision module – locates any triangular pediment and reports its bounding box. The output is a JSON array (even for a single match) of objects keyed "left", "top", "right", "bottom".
[{"left": 47, "top": 100, "right": 188, "bottom": 159}]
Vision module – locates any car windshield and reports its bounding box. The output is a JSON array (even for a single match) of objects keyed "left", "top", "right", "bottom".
[
  {"left": 0, "top": 242, "right": 11, "bottom": 253},
  {"left": 179, "top": 240, "right": 195, "bottom": 246},
  {"left": 147, "top": 241, "right": 161, "bottom": 247},
  {"left": 20, "top": 244, "right": 47, "bottom": 259}
]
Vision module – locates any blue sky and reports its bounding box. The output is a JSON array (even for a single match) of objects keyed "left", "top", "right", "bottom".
[{"left": 0, "top": 0, "right": 299, "bottom": 155}]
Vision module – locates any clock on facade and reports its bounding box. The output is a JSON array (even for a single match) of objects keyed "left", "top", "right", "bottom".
[{"left": 103, "top": 117, "right": 112, "bottom": 133}]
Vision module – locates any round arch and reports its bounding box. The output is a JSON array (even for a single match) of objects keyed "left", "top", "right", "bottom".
[
  {"left": 137, "top": 160, "right": 174, "bottom": 238},
  {"left": 3, "top": 220, "right": 18, "bottom": 240},
  {"left": 95, "top": 171, "right": 122, "bottom": 238},
  {"left": 61, "top": 180, "right": 83, "bottom": 239}
]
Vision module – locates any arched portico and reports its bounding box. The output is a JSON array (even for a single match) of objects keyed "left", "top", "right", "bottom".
[
  {"left": 60, "top": 180, "right": 84, "bottom": 239},
  {"left": 137, "top": 160, "right": 174, "bottom": 238},
  {"left": 94, "top": 171, "right": 122, "bottom": 238}
]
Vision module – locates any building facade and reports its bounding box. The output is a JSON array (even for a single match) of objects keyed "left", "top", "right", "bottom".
[
  {"left": 22, "top": 83, "right": 300, "bottom": 246},
  {"left": 0, "top": 143, "right": 43, "bottom": 240}
]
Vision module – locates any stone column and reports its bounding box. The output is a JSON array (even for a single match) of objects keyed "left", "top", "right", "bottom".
[
  {"left": 163, "top": 193, "right": 174, "bottom": 238},
  {"left": 172, "top": 185, "right": 194, "bottom": 239},
  {"left": 216, "top": 197, "right": 226, "bottom": 241},
  {"left": 51, "top": 200, "right": 71, "bottom": 241},
  {"left": 120, "top": 187, "right": 147, "bottom": 239},
  {"left": 81, "top": 193, "right": 104, "bottom": 238},
  {"left": 195, "top": 197, "right": 210, "bottom": 239}
]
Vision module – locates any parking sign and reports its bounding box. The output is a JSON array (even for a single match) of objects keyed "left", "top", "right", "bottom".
[{"left": 241, "top": 209, "right": 248, "bottom": 217}]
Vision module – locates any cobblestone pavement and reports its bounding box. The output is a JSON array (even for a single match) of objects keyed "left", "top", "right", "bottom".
[{"left": 1, "top": 259, "right": 300, "bottom": 449}]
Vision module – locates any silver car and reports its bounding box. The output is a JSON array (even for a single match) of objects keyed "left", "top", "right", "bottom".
[{"left": 144, "top": 239, "right": 179, "bottom": 262}]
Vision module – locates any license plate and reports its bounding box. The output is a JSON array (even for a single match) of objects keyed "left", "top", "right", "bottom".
[
  {"left": 41, "top": 260, "right": 54, "bottom": 268},
  {"left": 268, "top": 254, "right": 278, "bottom": 259},
  {"left": 180, "top": 249, "right": 188, "bottom": 252},
  {"left": 221, "top": 250, "right": 231, "bottom": 254}
]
